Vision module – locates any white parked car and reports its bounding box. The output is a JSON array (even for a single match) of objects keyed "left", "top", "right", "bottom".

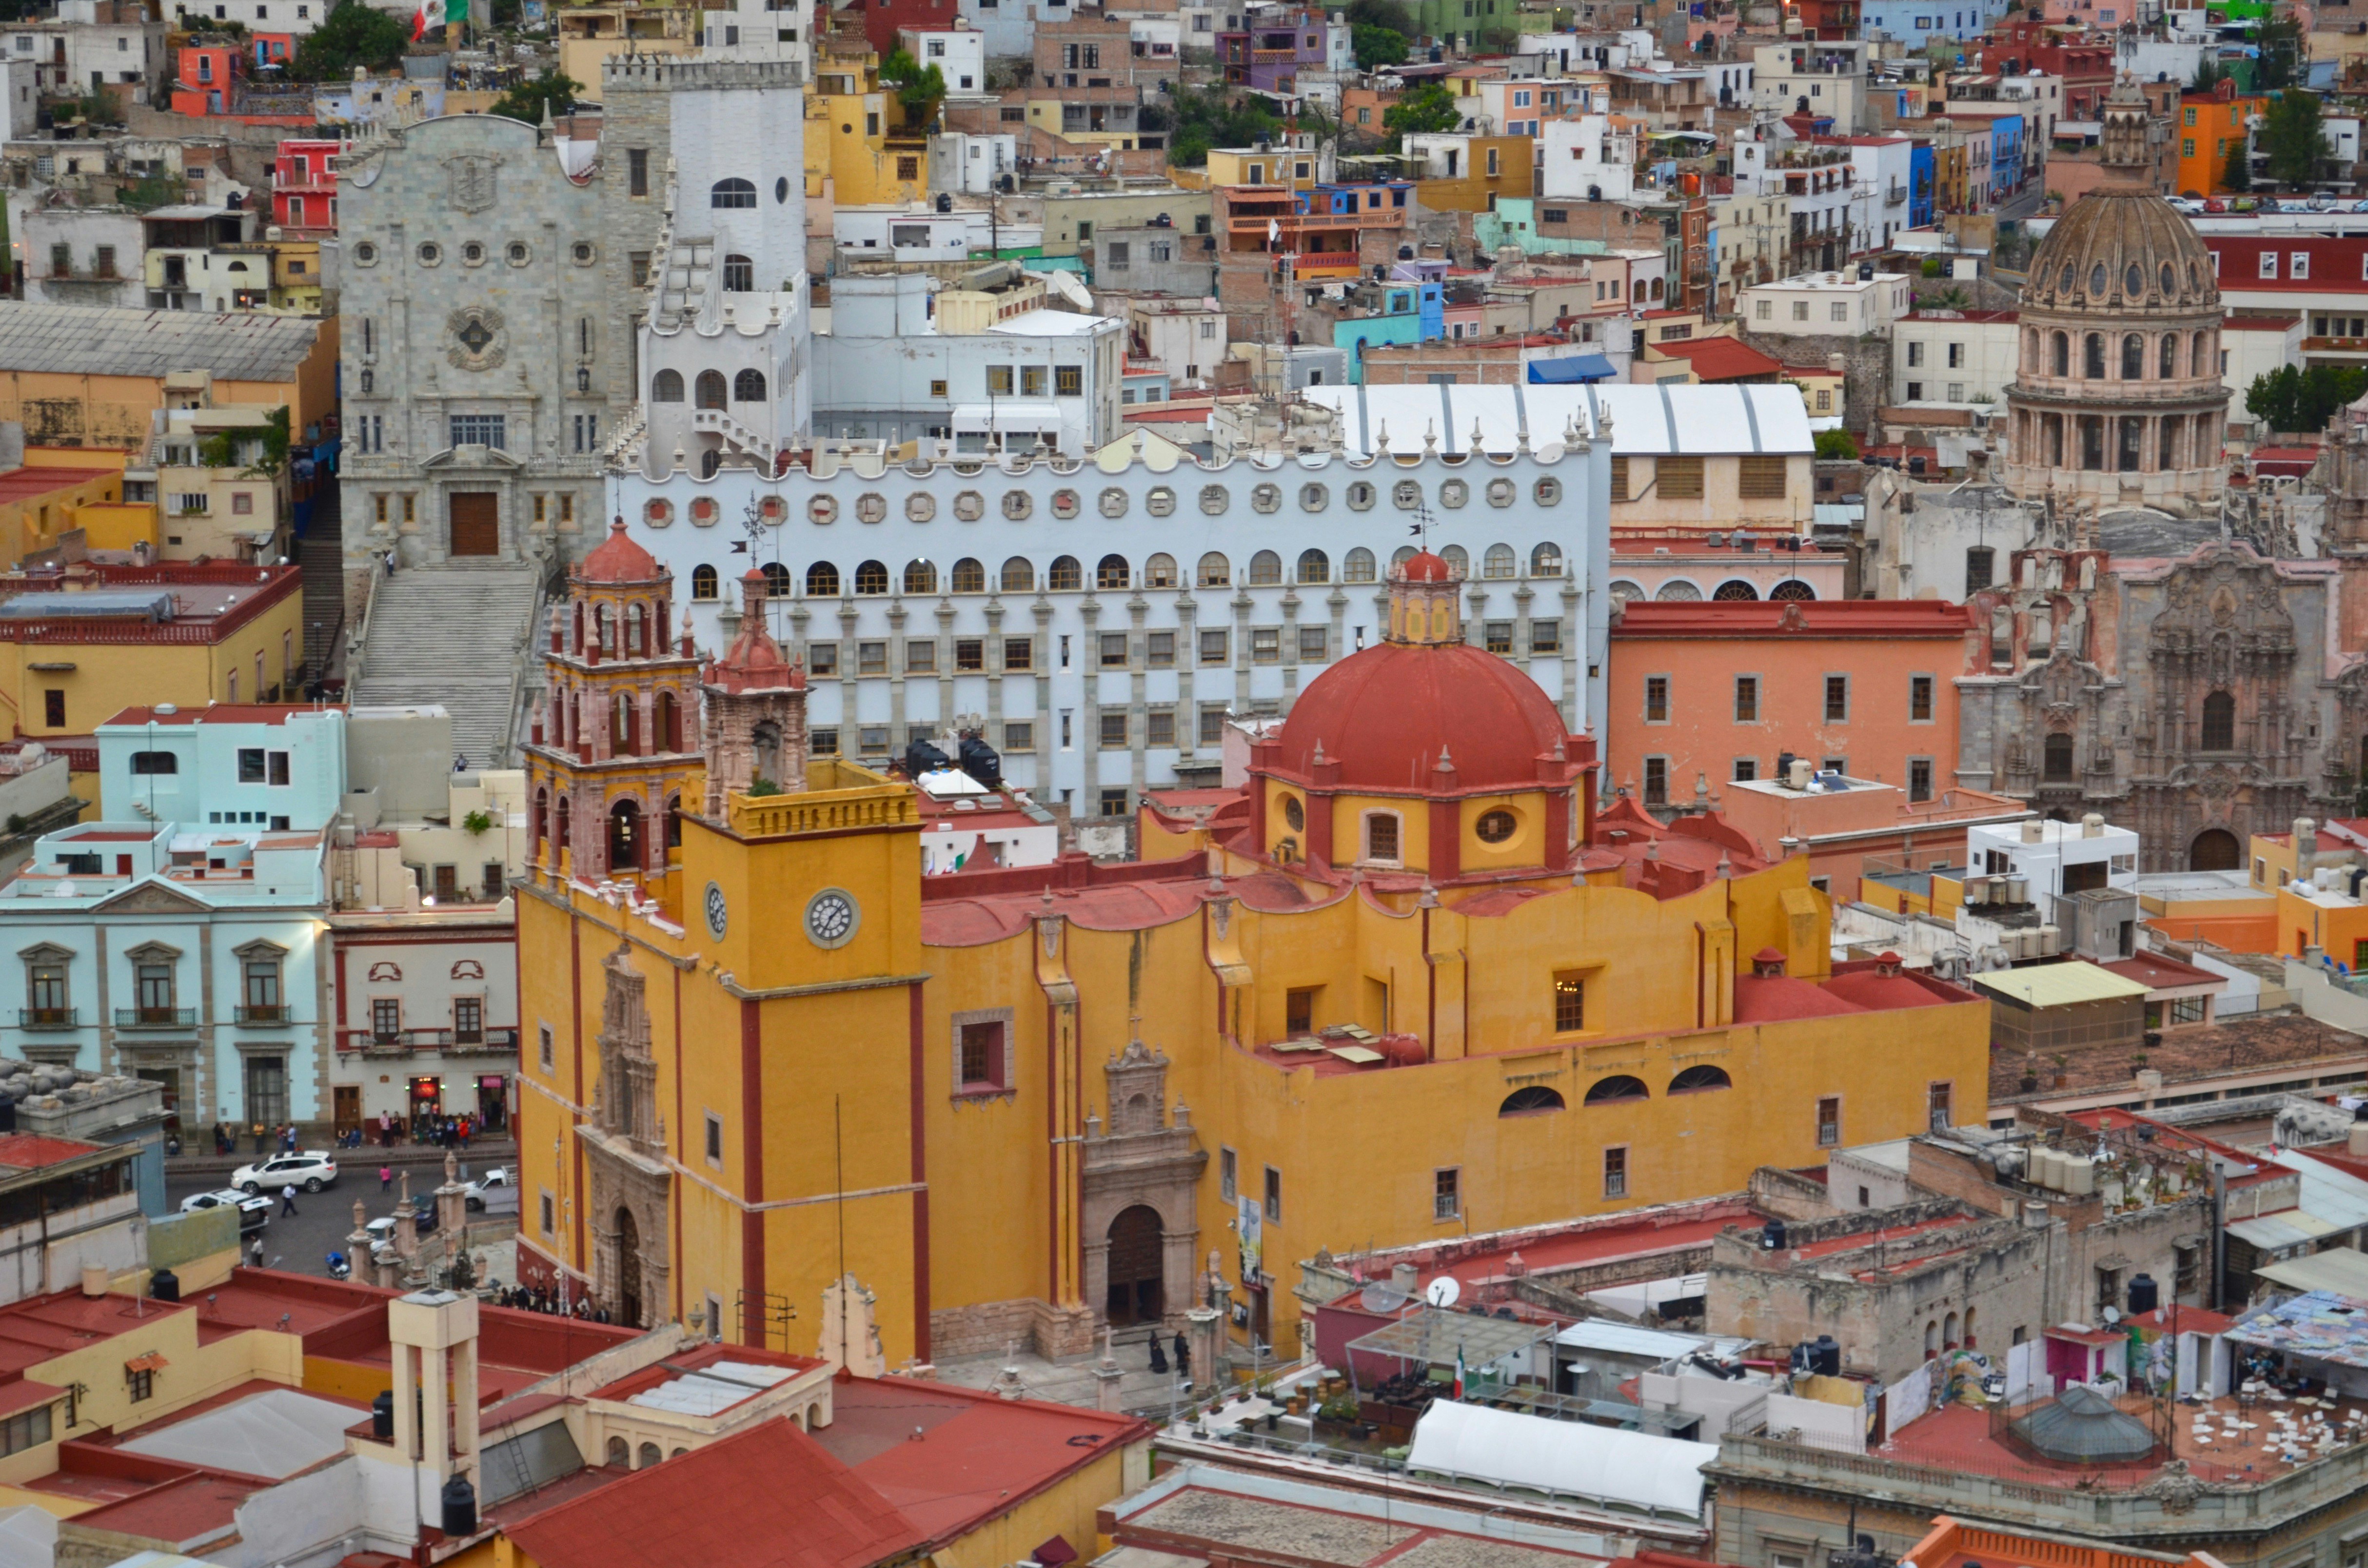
[
  {"left": 462, "top": 1168, "right": 511, "bottom": 1210},
  {"left": 179, "top": 1189, "right": 272, "bottom": 1230},
  {"left": 231, "top": 1152, "right": 339, "bottom": 1195}
]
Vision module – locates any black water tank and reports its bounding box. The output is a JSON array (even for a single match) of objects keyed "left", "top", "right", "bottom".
[
  {"left": 441, "top": 1475, "right": 477, "bottom": 1537},
  {"left": 1813, "top": 1335, "right": 1841, "bottom": 1376},
  {"left": 958, "top": 734, "right": 1003, "bottom": 790},
  {"left": 1761, "top": 1218, "right": 1788, "bottom": 1250},
  {"left": 372, "top": 1391, "right": 395, "bottom": 1440},
  {"left": 905, "top": 737, "right": 952, "bottom": 778},
  {"left": 150, "top": 1269, "right": 178, "bottom": 1302},
  {"left": 2127, "top": 1274, "right": 2160, "bottom": 1315}
]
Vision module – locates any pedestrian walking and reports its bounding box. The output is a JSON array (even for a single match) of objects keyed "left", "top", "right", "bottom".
[
  {"left": 380, "top": 1165, "right": 393, "bottom": 1193},
  {"left": 280, "top": 1184, "right": 298, "bottom": 1217},
  {"left": 1174, "top": 1331, "right": 1191, "bottom": 1383},
  {"left": 248, "top": 1235, "right": 264, "bottom": 1270}
]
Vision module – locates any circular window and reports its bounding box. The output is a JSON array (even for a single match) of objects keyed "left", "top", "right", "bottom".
[
  {"left": 1393, "top": 480, "right": 1422, "bottom": 510},
  {"left": 1300, "top": 483, "right": 1328, "bottom": 511},
  {"left": 1486, "top": 477, "right": 1515, "bottom": 508},
  {"left": 1347, "top": 482, "right": 1376, "bottom": 511},
  {"left": 953, "top": 490, "right": 985, "bottom": 521},
  {"left": 417, "top": 242, "right": 442, "bottom": 266},
  {"left": 1439, "top": 478, "right": 1468, "bottom": 509},
  {"left": 809, "top": 495, "right": 839, "bottom": 525},
  {"left": 2088, "top": 262, "right": 2107, "bottom": 296},
  {"left": 1199, "top": 484, "right": 1229, "bottom": 515},
  {"left": 907, "top": 492, "right": 937, "bottom": 522},
  {"left": 1283, "top": 797, "right": 1305, "bottom": 831},
  {"left": 1146, "top": 486, "right": 1176, "bottom": 517},
  {"left": 1535, "top": 477, "right": 1563, "bottom": 506},
  {"left": 1003, "top": 490, "right": 1033, "bottom": 520},
  {"left": 2125, "top": 262, "right": 2144, "bottom": 296},
  {"left": 759, "top": 495, "right": 788, "bottom": 522},
  {"left": 355, "top": 241, "right": 378, "bottom": 266},
  {"left": 1251, "top": 483, "right": 1281, "bottom": 513},
  {"left": 691, "top": 497, "right": 719, "bottom": 525},
  {"left": 855, "top": 492, "right": 888, "bottom": 523},
  {"left": 1050, "top": 488, "right": 1080, "bottom": 519},
  {"left": 572, "top": 241, "right": 595, "bottom": 265},
  {"left": 775, "top": 176, "right": 790, "bottom": 203},
  {"left": 1099, "top": 486, "right": 1128, "bottom": 518},
  {"left": 644, "top": 499, "right": 673, "bottom": 526},
  {"left": 1475, "top": 808, "right": 1517, "bottom": 844},
  {"left": 507, "top": 241, "right": 531, "bottom": 266},
  {"left": 462, "top": 241, "right": 487, "bottom": 266}
]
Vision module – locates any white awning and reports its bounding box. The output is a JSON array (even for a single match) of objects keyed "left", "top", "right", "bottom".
[{"left": 1404, "top": 1397, "right": 1716, "bottom": 1519}]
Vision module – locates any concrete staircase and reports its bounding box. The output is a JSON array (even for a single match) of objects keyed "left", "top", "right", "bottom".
[
  {"left": 350, "top": 561, "right": 545, "bottom": 770},
  {"left": 296, "top": 475, "right": 345, "bottom": 686}
]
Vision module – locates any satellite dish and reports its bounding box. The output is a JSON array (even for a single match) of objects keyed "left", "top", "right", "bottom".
[
  {"left": 2101, "top": 1306, "right": 2122, "bottom": 1325},
  {"left": 1358, "top": 1279, "right": 1411, "bottom": 1314},
  {"left": 1425, "top": 1275, "right": 1462, "bottom": 1307}
]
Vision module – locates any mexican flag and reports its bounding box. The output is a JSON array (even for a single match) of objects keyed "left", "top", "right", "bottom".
[
  {"left": 412, "top": 0, "right": 463, "bottom": 39},
  {"left": 1451, "top": 1343, "right": 1466, "bottom": 1401}
]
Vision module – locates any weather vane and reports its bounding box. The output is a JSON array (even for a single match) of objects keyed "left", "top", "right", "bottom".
[{"left": 1408, "top": 503, "right": 1437, "bottom": 552}]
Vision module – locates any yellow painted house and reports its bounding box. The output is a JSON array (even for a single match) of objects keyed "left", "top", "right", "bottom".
[
  {"left": 513, "top": 544, "right": 1993, "bottom": 1368},
  {"left": 807, "top": 37, "right": 927, "bottom": 207}
]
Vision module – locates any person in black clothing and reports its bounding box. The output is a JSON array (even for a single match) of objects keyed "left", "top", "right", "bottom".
[
  {"left": 1174, "top": 1331, "right": 1191, "bottom": 1383},
  {"left": 1148, "top": 1335, "right": 1169, "bottom": 1374}
]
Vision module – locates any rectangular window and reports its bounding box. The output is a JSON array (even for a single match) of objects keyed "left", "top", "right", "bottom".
[
  {"left": 1434, "top": 1168, "right": 1460, "bottom": 1221},
  {"left": 1264, "top": 1166, "right": 1282, "bottom": 1223},
  {"left": 1021, "top": 366, "right": 1048, "bottom": 396},
  {"left": 1100, "top": 712, "right": 1128, "bottom": 749},
  {"left": 1602, "top": 1146, "right": 1627, "bottom": 1199},
  {"left": 1252, "top": 628, "right": 1280, "bottom": 663},
  {"left": 1830, "top": 301, "right": 1848, "bottom": 322},
  {"left": 808, "top": 642, "right": 839, "bottom": 676},
  {"left": 1055, "top": 365, "right": 1083, "bottom": 396},
  {"left": 905, "top": 641, "right": 935, "bottom": 673},
  {"left": 127, "top": 1369, "right": 152, "bottom": 1403},
  {"left": 538, "top": 1024, "right": 553, "bottom": 1073},
  {"left": 955, "top": 638, "right": 984, "bottom": 671},
  {"left": 42, "top": 690, "right": 61, "bottom": 728},
  {"left": 1147, "top": 709, "right": 1175, "bottom": 747},
  {"left": 858, "top": 641, "right": 888, "bottom": 675},
  {"left": 1818, "top": 1096, "right": 1840, "bottom": 1146},
  {"left": 1220, "top": 1147, "right": 1237, "bottom": 1201},
  {"left": 704, "top": 1112, "right": 723, "bottom": 1165},
  {"left": 1643, "top": 675, "right": 1672, "bottom": 724},
  {"left": 1100, "top": 632, "right": 1128, "bottom": 668},
  {"left": 1004, "top": 636, "right": 1033, "bottom": 670},
  {"left": 1735, "top": 676, "right": 1759, "bottom": 723},
  {"left": 1909, "top": 757, "right": 1934, "bottom": 803},
  {"left": 1928, "top": 1080, "right": 1953, "bottom": 1130},
  {"left": 238, "top": 747, "right": 266, "bottom": 783},
  {"left": 1365, "top": 812, "right": 1400, "bottom": 862},
  {"left": 958, "top": 1019, "right": 1006, "bottom": 1089},
  {"left": 1907, "top": 340, "right": 1925, "bottom": 368},
  {"left": 1910, "top": 674, "right": 1934, "bottom": 722},
  {"left": 1200, "top": 705, "right": 1227, "bottom": 745},
  {"left": 1554, "top": 973, "right": 1585, "bottom": 1032},
  {"left": 1146, "top": 631, "right": 1175, "bottom": 667},
  {"left": 1200, "top": 628, "right": 1229, "bottom": 664},
  {"left": 1002, "top": 722, "right": 1032, "bottom": 750},
  {"left": 1098, "top": 787, "right": 1128, "bottom": 817},
  {"left": 2293, "top": 251, "right": 2311, "bottom": 280},
  {"left": 1658, "top": 456, "right": 1704, "bottom": 499},
  {"left": 1734, "top": 758, "right": 1758, "bottom": 782},
  {"left": 629, "top": 252, "right": 651, "bottom": 288},
  {"left": 987, "top": 365, "right": 1014, "bottom": 395},
  {"left": 448, "top": 414, "right": 506, "bottom": 449},
  {"left": 1530, "top": 620, "right": 1561, "bottom": 655},
  {"left": 1608, "top": 455, "right": 1628, "bottom": 499},
  {"left": 540, "top": 1192, "right": 555, "bottom": 1235},
  {"left": 1297, "top": 626, "right": 1327, "bottom": 662},
  {"left": 628, "top": 147, "right": 648, "bottom": 196},
  {"left": 1737, "top": 456, "right": 1787, "bottom": 499},
  {"left": 1643, "top": 755, "right": 1668, "bottom": 806},
  {"left": 1481, "top": 621, "right": 1513, "bottom": 655},
  {"left": 1824, "top": 675, "right": 1849, "bottom": 722}
]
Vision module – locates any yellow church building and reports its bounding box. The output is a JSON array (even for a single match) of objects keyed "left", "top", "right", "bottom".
[{"left": 514, "top": 532, "right": 1991, "bottom": 1366}]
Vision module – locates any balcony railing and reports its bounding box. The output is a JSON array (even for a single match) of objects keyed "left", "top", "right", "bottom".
[
  {"left": 234, "top": 1004, "right": 288, "bottom": 1024},
  {"left": 117, "top": 1008, "right": 196, "bottom": 1028},
  {"left": 17, "top": 1009, "right": 76, "bottom": 1029},
  {"left": 336, "top": 1025, "right": 521, "bottom": 1054}
]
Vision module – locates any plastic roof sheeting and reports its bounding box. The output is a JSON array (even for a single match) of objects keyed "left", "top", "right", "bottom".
[
  {"left": 2256, "top": 1248, "right": 2368, "bottom": 1298},
  {"left": 115, "top": 1387, "right": 357, "bottom": 1478},
  {"left": 1404, "top": 1397, "right": 1717, "bottom": 1519}
]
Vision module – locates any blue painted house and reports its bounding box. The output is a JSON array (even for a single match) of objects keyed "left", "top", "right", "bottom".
[{"left": 1909, "top": 143, "right": 1936, "bottom": 229}]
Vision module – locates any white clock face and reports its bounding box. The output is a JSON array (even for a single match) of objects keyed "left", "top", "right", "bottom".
[
  {"left": 704, "top": 881, "right": 728, "bottom": 939},
  {"left": 805, "top": 888, "right": 860, "bottom": 949}
]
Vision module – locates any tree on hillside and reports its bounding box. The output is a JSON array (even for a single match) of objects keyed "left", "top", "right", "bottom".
[
  {"left": 2254, "top": 15, "right": 2304, "bottom": 91},
  {"left": 289, "top": 0, "right": 408, "bottom": 80},
  {"left": 1382, "top": 81, "right": 1460, "bottom": 147},
  {"left": 878, "top": 47, "right": 947, "bottom": 133},
  {"left": 1344, "top": 0, "right": 1415, "bottom": 34},
  {"left": 2191, "top": 56, "right": 2222, "bottom": 92},
  {"left": 488, "top": 68, "right": 580, "bottom": 124},
  {"left": 2262, "top": 88, "right": 2329, "bottom": 188},
  {"left": 1166, "top": 87, "right": 1282, "bottom": 166},
  {"left": 1352, "top": 22, "right": 1407, "bottom": 70},
  {"left": 2246, "top": 362, "right": 2368, "bottom": 433}
]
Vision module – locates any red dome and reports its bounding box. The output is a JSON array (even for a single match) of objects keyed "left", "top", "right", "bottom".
[
  {"left": 1399, "top": 549, "right": 1455, "bottom": 583},
  {"left": 1271, "top": 640, "right": 1571, "bottom": 795},
  {"left": 577, "top": 518, "right": 664, "bottom": 584}
]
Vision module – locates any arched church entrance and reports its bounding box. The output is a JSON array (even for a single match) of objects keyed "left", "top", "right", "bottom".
[
  {"left": 2190, "top": 829, "right": 2241, "bottom": 872},
  {"left": 615, "top": 1205, "right": 644, "bottom": 1328},
  {"left": 1105, "top": 1204, "right": 1164, "bottom": 1326}
]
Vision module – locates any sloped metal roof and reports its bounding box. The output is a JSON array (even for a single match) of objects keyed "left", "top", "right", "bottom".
[{"left": 0, "top": 303, "right": 318, "bottom": 383}]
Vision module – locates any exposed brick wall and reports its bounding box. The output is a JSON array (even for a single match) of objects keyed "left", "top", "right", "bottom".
[{"left": 929, "top": 1295, "right": 1097, "bottom": 1359}]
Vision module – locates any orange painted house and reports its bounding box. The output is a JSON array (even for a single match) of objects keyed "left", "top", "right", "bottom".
[{"left": 2175, "top": 79, "right": 2261, "bottom": 196}]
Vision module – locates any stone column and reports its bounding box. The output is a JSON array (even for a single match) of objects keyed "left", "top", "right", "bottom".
[{"left": 1186, "top": 1306, "right": 1222, "bottom": 1389}]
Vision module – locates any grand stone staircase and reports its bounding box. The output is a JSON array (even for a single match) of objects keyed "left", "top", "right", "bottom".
[{"left": 349, "top": 561, "right": 546, "bottom": 770}]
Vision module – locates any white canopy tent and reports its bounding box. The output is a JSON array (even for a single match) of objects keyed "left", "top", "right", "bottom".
[{"left": 1403, "top": 1397, "right": 1718, "bottom": 1521}]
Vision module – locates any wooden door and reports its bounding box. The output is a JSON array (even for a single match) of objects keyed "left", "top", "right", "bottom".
[
  {"left": 333, "top": 1085, "right": 361, "bottom": 1139},
  {"left": 448, "top": 492, "right": 500, "bottom": 556}
]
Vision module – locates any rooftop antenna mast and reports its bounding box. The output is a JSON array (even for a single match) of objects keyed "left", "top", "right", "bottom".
[{"left": 1408, "top": 503, "right": 1437, "bottom": 554}]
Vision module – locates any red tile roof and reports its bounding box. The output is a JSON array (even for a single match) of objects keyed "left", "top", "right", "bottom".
[
  {"left": 102, "top": 705, "right": 321, "bottom": 727},
  {"left": 503, "top": 1418, "right": 929, "bottom": 1568},
  {"left": 0, "top": 1134, "right": 105, "bottom": 1170},
  {"left": 1645, "top": 336, "right": 1785, "bottom": 381}
]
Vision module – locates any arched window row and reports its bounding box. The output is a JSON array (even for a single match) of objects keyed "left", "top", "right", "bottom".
[{"left": 717, "top": 546, "right": 1570, "bottom": 597}]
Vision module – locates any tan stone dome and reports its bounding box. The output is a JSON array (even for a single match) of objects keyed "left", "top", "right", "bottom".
[{"left": 2025, "top": 189, "right": 2219, "bottom": 315}]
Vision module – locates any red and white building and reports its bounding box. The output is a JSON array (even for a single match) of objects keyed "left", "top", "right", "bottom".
[
  {"left": 271, "top": 137, "right": 342, "bottom": 236},
  {"left": 2201, "top": 234, "right": 2368, "bottom": 367}
]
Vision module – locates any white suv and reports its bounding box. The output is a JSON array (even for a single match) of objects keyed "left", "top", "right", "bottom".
[{"left": 231, "top": 1152, "right": 339, "bottom": 1195}]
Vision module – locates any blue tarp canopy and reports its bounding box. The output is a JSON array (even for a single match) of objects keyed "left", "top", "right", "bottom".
[{"left": 1528, "top": 355, "right": 1617, "bottom": 384}]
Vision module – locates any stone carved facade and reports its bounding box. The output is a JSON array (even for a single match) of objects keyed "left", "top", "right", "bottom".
[
  {"left": 583, "top": 941, "right": 671, "bottom": 1328},
  {"left": 1080, "top": 1039, "right": 1207, "bottom": 1337},
  {"left": 700, "top": 570, "right": 808, "bottom": 816}
]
